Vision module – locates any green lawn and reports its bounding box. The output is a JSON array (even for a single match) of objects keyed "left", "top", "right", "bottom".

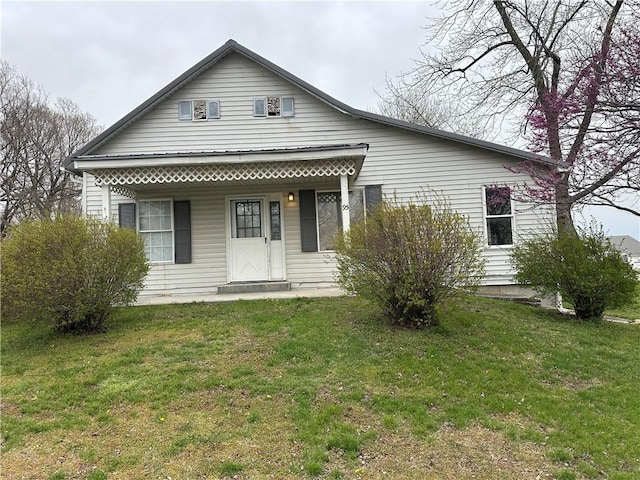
[
  {"left": 2, "top": 295, "right": 640, "bottom": 479},
  {"left": 605, "top": 281, "right": 640, "bottom": 320}
]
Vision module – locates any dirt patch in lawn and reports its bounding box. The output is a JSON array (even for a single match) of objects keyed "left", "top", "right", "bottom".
[
  {"left": 2, "top": 406, "right": 557, "bottom": 480},
  {"left": 330, "top": 423, "right": 554, "bottom": 479}
]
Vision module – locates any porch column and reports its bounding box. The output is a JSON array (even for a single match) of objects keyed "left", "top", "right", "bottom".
[
  {"left": 101, "top": 184, "right": 111, "bottom": 220},
  {"left": 340, "top": 174, "right": 350, "bottom": 233}
]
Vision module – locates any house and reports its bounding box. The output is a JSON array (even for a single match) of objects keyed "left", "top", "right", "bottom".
[
  {"left": 608, "top": 235, "right": 640, "bottom": 271},
  {"left": 64, "top": 39, "right": 556, "bottom": 299}
]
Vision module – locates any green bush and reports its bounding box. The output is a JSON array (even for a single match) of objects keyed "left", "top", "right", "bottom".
[
  {"left": 1, "top": 214, "right": 149, "bottom": 333},
  {"left": 511, "top": 224, "right": 637, "bottom": 321},
  {"left": 334, "top": 195, "right": 485, "bottom": 327}
]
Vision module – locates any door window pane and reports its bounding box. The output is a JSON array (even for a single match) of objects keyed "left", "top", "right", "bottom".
[
  {"left": 270, "top": 202, "right": 281, "bottom": 241},
  {"left": 235, "top": 201, "right": 262, "bottom": 238}
]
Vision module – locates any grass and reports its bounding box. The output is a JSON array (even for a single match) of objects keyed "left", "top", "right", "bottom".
[
  {"left": 2, "top": 295, "right": 640, "bottom": 479},
  {"left": 605, "top": 281, "right": 640, "bottom": 320}
]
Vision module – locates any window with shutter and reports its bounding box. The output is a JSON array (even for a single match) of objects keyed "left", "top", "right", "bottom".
[
  {"left": 254, "top": 96, "right": 295, "bottom": 118},
  {"left": 138, "top": 199, "right": 174, "bottom": 263},
  {"left": 179, "top": 99, "right": 220, "bottom": 120}
]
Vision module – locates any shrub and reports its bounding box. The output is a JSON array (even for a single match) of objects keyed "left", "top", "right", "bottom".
[
  {"left": 334, "top": 195, "right": 485, "bottom": 327},
  {"left": 1, "top": 214, "right": 149, "bottom": 333},
  {"left": 511, "top": 224, "right": 637, "bottom": 321}
]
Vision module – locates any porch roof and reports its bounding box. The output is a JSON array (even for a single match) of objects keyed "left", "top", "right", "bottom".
[{"left": 75, "top": 144, "right": 368, "bottom": 193}]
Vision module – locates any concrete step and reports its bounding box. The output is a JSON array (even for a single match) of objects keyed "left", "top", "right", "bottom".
[
  {"left": 218, "top": 281, "right": 291, "bottom": 295},
  {"left": 477, "top": 293, "right": 541, "bottom": 306}
]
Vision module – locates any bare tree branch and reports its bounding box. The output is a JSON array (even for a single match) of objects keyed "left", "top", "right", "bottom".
[{"left": 0, "top": 61, "right": 101, "bottom": 235}]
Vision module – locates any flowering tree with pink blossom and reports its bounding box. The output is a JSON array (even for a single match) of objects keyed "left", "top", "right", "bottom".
[{"left": 386, "top": 1, "right": 639, "bottom": 235}]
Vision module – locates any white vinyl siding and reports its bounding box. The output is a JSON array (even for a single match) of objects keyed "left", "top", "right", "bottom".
[{"left": 84, "top": 52, "right": 555, "bottom": 290}]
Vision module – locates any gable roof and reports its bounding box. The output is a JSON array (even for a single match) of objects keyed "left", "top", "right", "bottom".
[
  {"left": 608, "top": 235, "right": 640, "bottom": 255},
  {"left": 65, "top": 39, "right": 557, "bottom": 169}
]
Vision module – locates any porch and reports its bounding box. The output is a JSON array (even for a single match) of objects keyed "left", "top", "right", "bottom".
[{"left": 71, "top": 144, "right": 370, "bottom": 296}]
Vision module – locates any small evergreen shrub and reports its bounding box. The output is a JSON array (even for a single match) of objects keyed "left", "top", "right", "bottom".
[
  {"left": 334, "top": 195, "right": 485, "bottom": 327},
  {"left": 511, "top": 224, "right": 637, "bottom": 321},
  {"left": 1, "top": 214, "right": 149, "bottom": 333}
]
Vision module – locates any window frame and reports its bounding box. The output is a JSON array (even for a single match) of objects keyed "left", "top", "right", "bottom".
[
  {"left": 137, "top": 198, "right": 175, "bottom": 263},
  {"left": 483, "top": 186, "right": 515, "bottom": 247}
]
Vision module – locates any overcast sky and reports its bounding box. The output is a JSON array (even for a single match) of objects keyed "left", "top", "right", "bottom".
[{"left": 1, "top": 0, "right": 638, "bottom": 238}]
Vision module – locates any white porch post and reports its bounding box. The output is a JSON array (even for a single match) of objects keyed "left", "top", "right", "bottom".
[
  {"left": 340, "top": 174, "right": 350, "bottom": 233},
  {"left": 101, "top": 184, "right": 112, "bottom": 220},
  {"left": 81, "top": 172, "right": 88, "bottom": 215}
]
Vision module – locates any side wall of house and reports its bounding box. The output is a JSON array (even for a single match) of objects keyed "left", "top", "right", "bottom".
[{"left": 83, "top": 52, "right": 555, "bottom": 294}]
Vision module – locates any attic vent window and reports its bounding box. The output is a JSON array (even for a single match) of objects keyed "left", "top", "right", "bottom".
[
  {"left": 254, "top": 96, "right": 294, "bottom": 118},
  {"left": 178, "top": 100, "right": 220, "bottom": 121},
  {"left": 193, "top": 100, "right": 207, "bottom": 120},
  {"left": 267, "top": 96, "right": 280, "bottom": 116}
]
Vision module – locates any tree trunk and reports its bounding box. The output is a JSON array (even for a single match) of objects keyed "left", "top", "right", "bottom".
[{"left": 555, "top": 179, "right": 577, "bottom": 236}]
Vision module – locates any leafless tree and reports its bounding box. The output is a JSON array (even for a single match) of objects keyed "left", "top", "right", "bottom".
[
  {"left": 394, "top": 0, "right": 639, "bottom": 234},
  {"left": 377, "top": 75, "right": 490, "bottom": 139},
  {"left": 0, "top": 61, "right": 100, "bottom": 235}
]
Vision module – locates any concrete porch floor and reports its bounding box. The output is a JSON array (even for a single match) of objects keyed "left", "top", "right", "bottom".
[{"left": 136, "top": 287, "right": 344, "bottom": 306}]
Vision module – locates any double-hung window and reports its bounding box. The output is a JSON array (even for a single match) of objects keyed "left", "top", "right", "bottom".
[
  {"left": 138, "top": 200, "right": 174, "bottom": 262},
  {"left": 484, "top": 186, "right": 514, "bottom": 246}
]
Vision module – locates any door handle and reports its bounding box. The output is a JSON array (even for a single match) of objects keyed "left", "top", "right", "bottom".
[{"left": 265, "top": 237, "right": 268, "bottom": 244}]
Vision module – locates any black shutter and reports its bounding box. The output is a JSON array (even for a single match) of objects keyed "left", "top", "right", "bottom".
[
  {"left": 118, "top": 203, "right": 136, "bottom": 229},
  {"left": 174, "top": 200, "right": 192, "bottom": 264},
  {"left": 365, "top": 185, "right": 383, "bottom": 217},
  {"left": 299, "top": 190, "right": 318, "bottom": 252}
]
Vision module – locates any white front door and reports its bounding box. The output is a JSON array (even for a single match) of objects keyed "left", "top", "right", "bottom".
[{"left": 229, "top": 199, "right": 269, "bottom": 282}]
